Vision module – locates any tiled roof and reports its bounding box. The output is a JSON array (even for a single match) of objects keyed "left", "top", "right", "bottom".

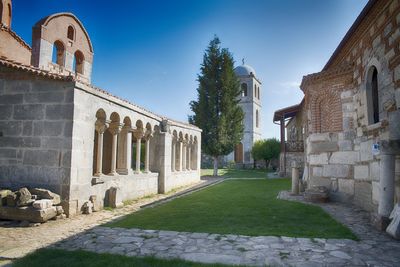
[{"left": 0, "top": 24, "right": 32, "bottom": 51}]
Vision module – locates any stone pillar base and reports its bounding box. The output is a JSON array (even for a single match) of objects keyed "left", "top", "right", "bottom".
[{"left": 371, "top": 213, "right": 391, "bottom": 231}]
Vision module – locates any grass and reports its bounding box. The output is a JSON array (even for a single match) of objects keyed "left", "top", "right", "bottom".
[
  {"left": 107, "top": 177, "right": 357, "bottom": 239},
  {"left": 13, "top": 249, "right": 245, "bottom": 267},
  {"left": 201, "top": 168, "right": 270, "bottom": 178}
]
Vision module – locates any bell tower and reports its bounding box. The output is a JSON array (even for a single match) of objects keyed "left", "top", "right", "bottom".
[{"left": 227, "top": 61, "right": 262, "bottom": 167}]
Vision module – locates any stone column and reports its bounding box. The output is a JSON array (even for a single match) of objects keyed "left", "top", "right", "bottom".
[
  {"left": 144, "top": 136, "right": 151, "bottom": 173},
  {"left": 134, "top": 130, "right": 144, "bottom": 174},
  {"left": 109, "top": 125, "right": 122, "bottom": 176},
  {"left": 94, "top": 121, "right": 107, "bottom": 176},
  {"left": 125, "top": 127, "right": 133, "bottom": 174},
  {"left": 171, "top": 139, "right": 176, "bottom": 172},
  {"left": 378, "top": 153, "right": 396, "bottom": 218},
  {"left": 182, "top": 141, "right": 187, "bottom": 171},
  {"left": 187, "top": 142, "right": 192, "bottom": 171},
  {"left": 178, "top": 139, "right": 183, "bottom": 171},
  {"left": 291, "top": 162, "right": 300, "bottom": 195}
]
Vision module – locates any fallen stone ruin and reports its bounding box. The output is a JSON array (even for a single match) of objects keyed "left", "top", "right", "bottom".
[{"left": 0, "top": 187, "right": 66, "bottom": 225}]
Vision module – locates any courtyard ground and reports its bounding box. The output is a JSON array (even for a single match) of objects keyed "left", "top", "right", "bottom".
[{"left": 1, "top": 169, "right": 400, "bottom": 266}]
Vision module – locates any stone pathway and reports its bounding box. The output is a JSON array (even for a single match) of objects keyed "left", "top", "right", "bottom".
[
  {"left": 0, "top": 177, "right": 221, "bottom": 260},
  {"left": 53, "top": 189, "right": 399, "bottom": 267},
  {"left": 1, "top": 180, "right": 400, "bottom": 266}
]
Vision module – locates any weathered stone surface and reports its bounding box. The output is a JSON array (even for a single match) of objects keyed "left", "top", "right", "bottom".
[
  {"left": 309, "top": 153, "right": 328, "bottom": 165},
  {"left": 32, "top": 199, "right": 53, "bottom": 210},
  {"left": 312, "top": 166, "right": 323, "bottom": 177},
  {"left": 90, "top": 195, "right": 101, "bottom": 212},
  {"left": 13, "top": 104, "right": 45, "bottom": 120},
  {"left": 338, "top": 179, "right": 354, "bottom": 195},
  {"left": 329, "top": 151, "right": 359, "bottom": 165},
  {"left": 23, "top": 150, "right": 60, "bottom": 167},
  {"left": 107, "top": 187, "right": 123, "bottom": 208},
  {"left": 0, "top": 206, "right": 57, "bottom": 223},
  {"left": 360, "top": 140, "right": 374, "bottom": 161},
  {"left": 386, "top": 204, "right": 400, "bottom": 239},
  {"left": 6, "top": 192, "right": 17, "bottom": 207},
  {"left": 323, "top": 164, "right": 350, "bottom": 178},
  {"left": 309, "top": 142, "right": 338, "bottom": 154},
  {"left": 304, "top": 186, "right": 329, "bottom": 203},
  {"left": 354, "top": 165, "right": 369, "bottom": 180},
  {"left": 16, "top": 187, "right": 32, "bottom": 207},
  {"left": 56, "top": 205, "right": 64, "bottom": 215},
  {"left": 82, "top": 201, "right": 93, "bottom": 214},
  {"left": 354, "top": 182, "right": 373, "bottom": 212},
  {"left": 29, "top": 188, "right": 61, "bottom": 205},
  {"left": 0, "top": 189, "right": 12, "bottom": 206}
]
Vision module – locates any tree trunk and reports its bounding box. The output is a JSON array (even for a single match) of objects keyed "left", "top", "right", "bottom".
[
  {"left": 265, "top": 159, "right": 268, "bottom": 171},
  {"left": 213, "top": 156, "right": 218, "bottom": 176}
]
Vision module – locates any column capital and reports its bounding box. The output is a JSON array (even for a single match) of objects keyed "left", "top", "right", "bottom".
[
  {"left": 133, "top": 129, "right": 145, "bottom": 139},
  {"left": 95, "top": 120, "right": 108, "bottom": 134},
  {"left": 109, "top": 122, "right": 123, "bottom": 135}
]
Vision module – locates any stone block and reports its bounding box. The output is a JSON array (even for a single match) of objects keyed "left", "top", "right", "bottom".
[
  {"left": 23, "top": 150, "right": 59, "bottom": 167},
  {"left": 0, "top": 206, "right": 57, "bottom": 223},
  {"left": 354, "top": 181, "right": 373, "bottom": 212},
  {"left": 0, "top": 105, "right": 12, "bottom": 119},
  {"left": 89, "top": 195, "right": 101, "bottom": 212},
  {"left": 82, "top": 201, "right": 93, "bottom": 214},
  {"left": 309, "top": 153, "right": 328, "bottom": 165},
  {"left": 329, "top": 151, "right": 359, "bottom": 164},
  {"left": 0, "top": 189, "right": 12, "bottom": 206},
  {"left": 106, "top": 187, "right": 123, "bottom": 208},
  {"left": 338, "top": 179, "right": 354, "bottom": 195},
  {"left": 16, "top": 187, "right": 32, "bottom": 207},
  {"left": 360, "top": 140, "right": 374, "bottom": 161},
  {"left": 309, "top": 176, "right": 331, "bottom": 189},
  {"left": 0, "top": 137, "right": 41, "bottom": 148},
  {"left": 0, "top": 149, "right": 17, "bottom": 158},
  {"left": 308, "top": 133, "right": 331, "bottom": 142},
  {"left": 45, "top": 104, "right": 73, "bottom": 120},
  {"left": 0, "top": 94, "right": 23, "bottom": 104},
  {"left": 309, "top": 142, "right": 338, "bottom": 154},
  {"left": 6, "top": 192, "right": 17, "bottom": 207},
  {"left": 389, "top": 109, "right": 400, "bottom": 140},
  {"left": 354, "top": 165, "right": 369, "bottom": 180},
  {"left": 338, "top": 140, "right": 353, "bottom": 151},
  {"left": 24, "top": 92, "right": 65, "bottom": 103},
  {"left": 32, "top": 199, "right": 53, "bottom": 210},
  {"left": 0, "top": 121, "right": 22, "bottom": 136},
  {"left": 13, "top": 104, "right": 45, "bottom": 120},
  {"left": 56, "top": 205, "right": 64, "bottom": 215},
  {"left": 22, "top": 122, "right": 33, "bottom": 136},
  {"left": 312, "top": 166, "right": 323, "bottom": 177},
  {"left": 323, "top": 164, "right": 350, "bottom": 178},
  {"left": 372, "top": 181, "right": 380, "bottom": 204},
  {"left": 33, "top": 121, "right": 64, "bottom": 136},
  {"left": 29, "top": 188, "right": 61, "bottom": 205}
]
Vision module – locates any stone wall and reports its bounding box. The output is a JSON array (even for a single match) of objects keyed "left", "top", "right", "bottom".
[
  {"left": 0, "top": 27, "right": 31, "bottom": 65},
  {"left": 0, "top": 71, "right": 74, "bottom": 203},
  {"left": 303, "top": 0, "right": 400, "bottom": 215}
]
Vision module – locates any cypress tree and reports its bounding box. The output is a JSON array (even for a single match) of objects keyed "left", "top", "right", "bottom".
[{"left": 189, "top": 36, "right": 244, "bottom": 176}]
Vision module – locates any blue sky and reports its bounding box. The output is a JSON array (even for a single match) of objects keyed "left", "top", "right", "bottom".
[{"left": 12, "top": 0, "right": 368, "bottom": 138}]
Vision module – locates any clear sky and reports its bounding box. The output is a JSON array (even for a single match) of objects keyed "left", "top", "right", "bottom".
[{"left": 12, "top": 0, "right": 368, "bottom": 139}]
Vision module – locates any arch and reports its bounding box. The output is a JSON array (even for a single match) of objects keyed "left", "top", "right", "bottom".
[
  {"left": 254, "top": 84, "right": 257, "bottom": 97},
  {"left": 123, "top": 116, "right": 131, "bottom": 127},
  {"left": 135, "top": 120, "right": 143, "bottom": 130},
  {"left": 0, "top": 2, "right": 3, "bottom": 25},
  {"left": 73, "top": 50, "right": 85, "bottom": 74},
  {"left": 52, "top": 40, "right": 65, "bottom": 66},
  {"left": 366, "top": 66, "right": 379, "bottom": 124},
  {"left": 257, "top": 87, "right": 260, "bottom": 99},
  {"left": 110, "top": 112, "right": 120, "bottom": 123},
  {"left": 241, "top": 83, "right": 248, "bottom": 97},
  {"left": 67, "top": 25, "right": 75, "bottom": 40},
  {"left": 95, "top": 109, "right": 106, "bottom": 120},
  {"left": 234, "top": 143, "right": 243, "bottom": 163}
]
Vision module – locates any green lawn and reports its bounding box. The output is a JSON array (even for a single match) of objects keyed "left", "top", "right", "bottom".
[
  {"left": 201, "top": 168, "right": 270, "bottom": 178},
  {"left": 108, "top": 178, "right": 356, "bottom": 239},
  {"left": 13, "top": 249, "right": 244, "bottom": 267}
]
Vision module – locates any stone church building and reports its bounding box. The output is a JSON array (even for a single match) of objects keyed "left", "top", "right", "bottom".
[
  {"left": 276, "top": 0, "right": 400, "bottom": 229},
  {"left": 225, "top": 63, "right": 262, "bottom": 168},
  {"left": 0, "top": 0, "right": 201, "bottom": 216}
]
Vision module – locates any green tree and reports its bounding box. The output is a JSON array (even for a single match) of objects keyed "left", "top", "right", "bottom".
[
  {"left": 251, "top": 138, "right": 280, "bottom": 169},
  {"left": 189, "top": 36, "right": 244, "bottom": 176}
]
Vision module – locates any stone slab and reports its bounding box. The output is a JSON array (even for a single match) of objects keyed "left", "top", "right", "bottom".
[
  {"left": 32, "top": 199, "right": 53, "bottom": 210},
  {"left": 0, "top": 206, "right": 57, "bottom": 223}
]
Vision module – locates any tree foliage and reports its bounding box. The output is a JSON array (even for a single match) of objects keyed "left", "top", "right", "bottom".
[
  {"left": 251, "top": 138, "right": 281, "bottom": 167},
  {"left": 189, "top": 36, "right": 244, "bottom": 175}
]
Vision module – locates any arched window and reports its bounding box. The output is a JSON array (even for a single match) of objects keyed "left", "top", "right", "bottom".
[
  {"left": 257, "top": 87, "right": 260, "bottom": 99},
  {"left": 67, "top": 25, "right": 74, "bottom": 40},
  {"left": 254, "top": 84, "right": 257, "bottom": 97},
  {"left": 241, "top": 83, "right": 247, "bottom": 97},
  {"left": 73, "top": 50, "right": 84, "bottom": 74},
  {"left": 52, "top": 41, "right": 65, "bottom": 66},
  {"left": 256, "top": 109, "right": 259, "bottom": 128},
  {"left": 0, "top": 2, "right": 3, "bottom": 24},
  {"left": 7, "top": 3, "right": 11, "bottom": 26},
  {"left": 366, "top": 66, "right": 379, "bottom": 124}
]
